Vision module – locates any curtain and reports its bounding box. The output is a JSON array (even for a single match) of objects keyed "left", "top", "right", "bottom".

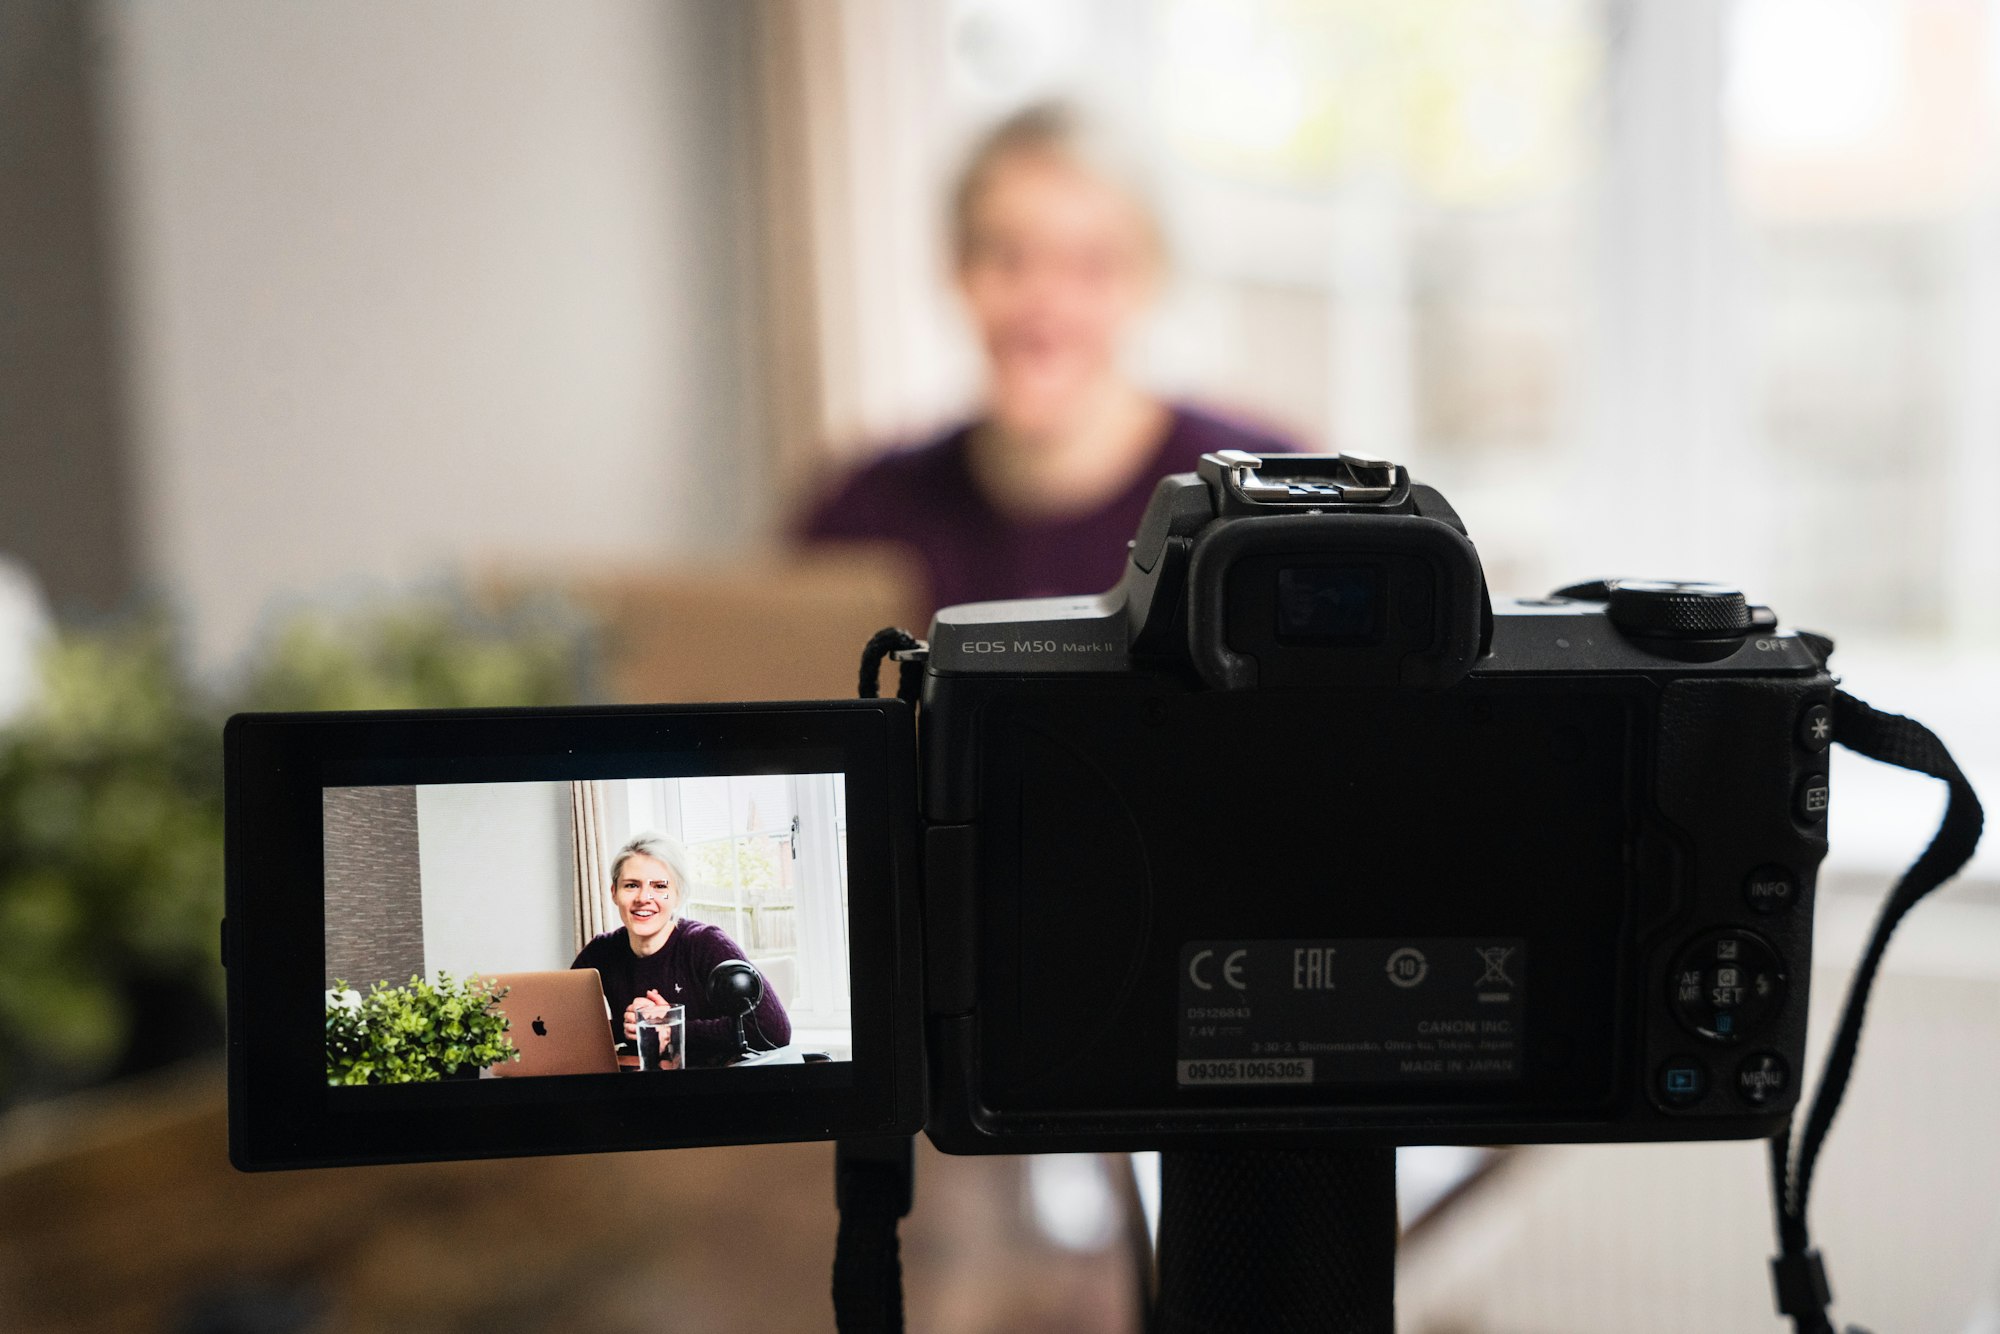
[
  {"left": 749, "top": 0, "right": 958, "bottom": 505},
  {"left": 571, "top": 780, "right": 614, "bottom": 953}
]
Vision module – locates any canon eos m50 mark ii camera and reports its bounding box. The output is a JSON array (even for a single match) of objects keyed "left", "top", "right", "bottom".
[
  {"left": 223, "top": 451, "right": 1832, "bottom": 1168},
  {"left": 917, "top": 450, "right": 1828, "bottom": 1153}
]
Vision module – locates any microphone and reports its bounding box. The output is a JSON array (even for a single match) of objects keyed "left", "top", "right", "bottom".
[{"left": 707, "top": 959, "right": 765, "bottom": 1060}]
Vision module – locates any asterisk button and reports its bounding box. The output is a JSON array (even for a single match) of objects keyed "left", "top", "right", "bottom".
[{"left": 1798, "top": 704, "right": 1833, "bottom": 753}]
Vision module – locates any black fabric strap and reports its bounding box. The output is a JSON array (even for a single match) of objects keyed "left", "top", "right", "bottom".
[
  {"left": 833, "top": 1136, "right": 914, "bottom": 1334},
  {"left": 858, "top": 628, "right": 925, "bottom": 704},
  {"left": 836, "top": 642, "right": 924, "bottom": 1333},
  {"left": 1768, "top": 689, "right": 1985, "bottom": 1333},
  {"left": 1154, "top": 1147, "right": 1398, "bottom": 1333}
]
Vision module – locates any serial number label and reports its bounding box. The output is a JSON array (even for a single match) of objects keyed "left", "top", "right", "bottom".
[
  {"left": 1178, "top": 1059, "right": 1315, "bottom": 1085},
  {"left": 1177, "top": 938, "right": 1527, "bottom": 1086}
]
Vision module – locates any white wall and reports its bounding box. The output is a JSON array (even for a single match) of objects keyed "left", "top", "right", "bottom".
[
  {"left": 95, "top": 1, "right": 764, "bottom": 669},
  {"left": 417, "top": 781, "right": 572, "bottom": 980}
]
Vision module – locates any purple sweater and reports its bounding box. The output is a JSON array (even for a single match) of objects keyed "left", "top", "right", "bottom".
[
  {"left": 571, "top": 920, "right": 792, "bottom": 1066},
  {"left": 797, "top": 406, "right": 1299, "bottom": 611}
]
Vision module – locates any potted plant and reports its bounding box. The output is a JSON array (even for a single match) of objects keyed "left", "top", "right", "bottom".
[
  {"left": 0, "top": 593, "right": 592, "bottom": 1109},
  {"left": 325, "top": 972, "right": 520, "bottom": 1085}
]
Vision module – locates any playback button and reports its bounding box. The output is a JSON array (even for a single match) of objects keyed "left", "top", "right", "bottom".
[{"left": 1658, "top": 1057, "right": 1709, "bottom": 1108}]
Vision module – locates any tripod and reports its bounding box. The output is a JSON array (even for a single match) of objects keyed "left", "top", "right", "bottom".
[{"left": 834, "top": 1139, "right": 1397, "bottom": 1333}]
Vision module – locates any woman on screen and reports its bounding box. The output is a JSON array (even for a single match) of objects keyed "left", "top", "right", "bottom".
[{"left": 571, "top": 832, "right": 792, "bottom": 1066}]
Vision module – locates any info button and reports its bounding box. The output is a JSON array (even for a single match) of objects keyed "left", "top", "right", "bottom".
[{"left": 1744, "top": 865, "right": 1798, "bottom": 915}]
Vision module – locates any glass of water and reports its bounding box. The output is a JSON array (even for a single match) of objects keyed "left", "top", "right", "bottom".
[{"left": 635, "top": 1002, "right": 685, "bottom": 1071}]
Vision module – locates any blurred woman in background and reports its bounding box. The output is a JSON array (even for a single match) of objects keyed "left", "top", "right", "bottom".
[{"left": 798, "top": 102, "right": 1297, "bottom": 612}]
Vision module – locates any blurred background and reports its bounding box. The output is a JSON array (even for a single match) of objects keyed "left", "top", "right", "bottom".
[{"left": 3, "top": 0, "right": 1999, "bottom": 1330}]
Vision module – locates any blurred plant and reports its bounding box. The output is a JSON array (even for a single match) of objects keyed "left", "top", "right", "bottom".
[
  {"left": 239, "top": 593, "right": 591, "bottom": 712},
  {"left": 687, "top": 836, "right": 797, "bottom": 952},
  {"left": 688, "top": 837, "right": 786, "bottom": 905},
  {"left": 325, "top": 973, "right": 517, "bottom": 1085},
  {"left": 0, "top": 593, "right": 593, "bottom": 1105},
  {"left": 0, "top": 617, "right": 223, "bottom": 1094}
]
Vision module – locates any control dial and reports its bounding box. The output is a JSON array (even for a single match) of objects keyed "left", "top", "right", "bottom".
[
  {"left": 1670, "top": 929, "right": 1787, "bottom": 1043},
  {"left": 1605, "top": 581, "right": 1751, "bottom": 639}
]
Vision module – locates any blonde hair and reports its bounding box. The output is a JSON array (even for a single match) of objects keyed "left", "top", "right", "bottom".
[
  {"left": 949, "top": 101, "right": 1163, "bottom": 268},
  {"left": 609, "top": 832, "right": 694, "bottom": 916}
]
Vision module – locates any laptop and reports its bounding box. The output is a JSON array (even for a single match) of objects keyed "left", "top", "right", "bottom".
[{"left": 481, "top": 969, "right": 620, "bottom": 1077}]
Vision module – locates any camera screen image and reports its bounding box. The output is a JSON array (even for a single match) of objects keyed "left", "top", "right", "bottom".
[
  {"left": 1274, "top": 564, "right": 1386, "bottom": 646},
  {"left": 321, "top": 771, "right": 854, "bottom": 1085}
]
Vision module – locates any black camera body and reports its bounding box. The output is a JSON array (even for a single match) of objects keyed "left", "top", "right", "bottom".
[
  {"left": 222, "top": 451, "right": 1837, "bottom": 1169},
  {"left": 917, "top": 452, "right": 1832, "bottom": 1153}
]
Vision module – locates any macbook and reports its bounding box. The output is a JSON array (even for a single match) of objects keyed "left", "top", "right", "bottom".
[{"left": 481, "top": 969, "right": 620, "bottom": 1077}]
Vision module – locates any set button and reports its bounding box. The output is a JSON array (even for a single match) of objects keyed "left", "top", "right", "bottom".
[{"left": 1670, "top": 929, "right": 1787, "bottom": 1043}]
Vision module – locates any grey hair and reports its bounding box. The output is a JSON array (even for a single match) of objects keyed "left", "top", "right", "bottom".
[
  {"left": 609, "top": 832, "right": 696, "bottom": 919},
  {"left": 949, "top": 100, "right": 1164, "bottom": 268}
]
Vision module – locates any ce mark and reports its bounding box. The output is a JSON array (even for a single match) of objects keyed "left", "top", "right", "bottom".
[{"left": 1189, "top": 948, "right": 1248, "bottom": 991}]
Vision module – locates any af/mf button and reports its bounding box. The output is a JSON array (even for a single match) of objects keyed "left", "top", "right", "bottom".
[{"left": 1670, "top": 929, "right": 1787, "bottom": 1043}]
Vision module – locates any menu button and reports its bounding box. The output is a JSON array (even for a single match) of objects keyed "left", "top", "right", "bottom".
[{"left": 1736, "top": 1051, "right": 1791, "bottom": 1107}]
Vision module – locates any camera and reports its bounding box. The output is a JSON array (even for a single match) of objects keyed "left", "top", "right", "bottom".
[
  {"left": 224, "top": 452, "right": 1832, "bottom": 1168},
  {"left": 919, "top": 450, "right": 1829, "bottom": 1151}
]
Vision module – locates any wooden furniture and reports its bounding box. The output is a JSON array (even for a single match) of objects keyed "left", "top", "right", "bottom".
[
  {"left": 0, "top": 1063, "right": 1137, "bottom": 1333},
  {"left": 488, "top": 546, "right": 925, "bottom": 706}
]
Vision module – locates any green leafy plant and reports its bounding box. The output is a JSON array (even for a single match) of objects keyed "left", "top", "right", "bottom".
[
  {"left": 240, "top": 592, "right": 591, "bottom": 713},
  {"left": 688, "top": 835, "right": 792, "bottom": 948},
  {"left": 0, "top": 618, "right": 224, "bottom": 1094},
  {"left": 688, "top": 836, "right": 785, "bottom": 905},
  {"left": 0, "top": 593, "right": 593, "bottom": 1106},
  {"left": 325, "top": 972, "right": 519, "bottom": 1085}
]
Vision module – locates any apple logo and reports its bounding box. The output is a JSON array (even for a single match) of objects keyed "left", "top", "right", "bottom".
[{"left": 532, "top": 1016, "right": 547, "bottom": 1037}]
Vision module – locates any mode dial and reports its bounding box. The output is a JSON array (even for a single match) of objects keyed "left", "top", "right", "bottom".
[{"left": 1605, "top": 580, "right": 1751, "bottom": 639}]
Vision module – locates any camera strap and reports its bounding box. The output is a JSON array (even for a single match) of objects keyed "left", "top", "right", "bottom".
[
  {"left": 1155, "top": 1146, "right": 1398, "bottom": 1333},
  {"left": 858, "top": 628, "right": 926, "bottom": 705},
  {"left": 1768, "top": 689, "right": 1985, "bottom": 1334},
  {"left": 830, "top": 633, "right": 928, "bottom": 1333},
  {"left": 833, "top": 1135, "right": 915, "bottom": 1333}
]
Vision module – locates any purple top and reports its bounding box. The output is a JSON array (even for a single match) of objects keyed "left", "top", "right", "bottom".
[
  {"left": 797, "top": 405, "right": 1299, "bottom": 611},
  {"left": 571, "top": 920, "right": 792, "bottom": 1066}
]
